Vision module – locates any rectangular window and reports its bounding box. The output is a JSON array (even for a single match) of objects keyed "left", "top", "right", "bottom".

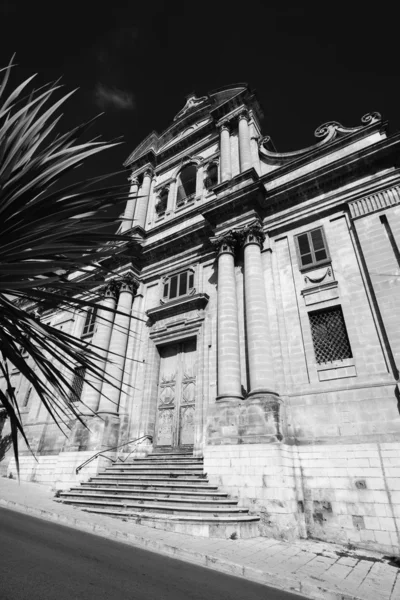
[
  {"left": 295, "top": 227, "right": 330, "bottom": 270},
  {"left": 309, "top": 306, "right": 352, "bottom": 364},
  {"left": 169, "top": 275, "right": 178, "bottom": 299},
  {"left": 163, "top": 271, "right": 194, "bottom": 301},
  {"left": 70, "top": 366, "right": 85, "bottom": 403},
  {"left": 82, "top": 307, "right": 97, "bottom": 337}
]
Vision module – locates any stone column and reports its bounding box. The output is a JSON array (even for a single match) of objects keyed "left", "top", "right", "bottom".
[
  {"left": 242, "top": 223, "right": 276, "bottom": 397},
  {"left": 80, "top": 283, "right": 118, "bottom": 415},
  {"left": 121, "top": 175, "right": 139, "bottom": 232},
  {"left": 166, "top": 178, "right": 176, "bottom": 215},
  {"left": 98, "top": 276, "right": 138, "bottom": 415},
  {"left": 133, "top": 169, "right": 152, "bottom": 229},
  {"left": 219, "top": 121, "right": 232, "bottom": 182},
  {"left": 250, "top": 135, "right": 261, "bottom": 173},
  {"left": 238, "top": 110, "right": 252, "bottom": 172},
  {"left": 213, "top": 234, "right": 243, "bottom": 401},
  {"left": 195, "top": 161, "right": 204, "bottom": 198}
]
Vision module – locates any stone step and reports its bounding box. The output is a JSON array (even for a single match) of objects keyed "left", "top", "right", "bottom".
[
  {"left": 72, "top": 486, "right": 228, "bottom": 499},
  {"left": 58, "top": 498, "right": 248, "bottom": 516},
  {"left": 150, "top": 452, "right": 194, "bottom": 457},
  {"left": 57, "top": 450, "right": 260, "bottom": 538},
  {"left": 81, "top": 507, "right": 260, "bottom": 539},
  {"left": 105, "top": 466, "right": 204, "bottom": 473},
  {"left": 84, "top": 507, "right": 258, "bottom": 523},
  {"left": 83, "top": 481, "right": 219, "bottom": 491},
  {"left": 113, "top": 462, "right": 203, "bottom": 469},
  {"left": 59, "top": 492, "right": 237, "bottom": 506},
  {"left": 92, "top": 475, "right": 208, "bottom": 482},
  {"left": 128, "top": 458, "right": 204, "bottom": 467}
]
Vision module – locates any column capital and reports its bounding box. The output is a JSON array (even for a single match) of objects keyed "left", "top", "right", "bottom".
[
  {"left": 210, "top": 231, "right": 239, "bottom": 256},
  {"left": 238, "top": 108, "right": 250, "bottom": 122},
  {"left": 128, "top": 173, "right": 139, "bottom": 185},
  {"left": 239, "top": 221, "right": 265, "bottom": 249},
  {"left": 102, "top": 280, "right": 120, "bottom": 299},
  {"left": 218, "top": 119, "right": 231, "bottom": 132},
  {"left": 119, "top": 273, "right": 139, "bottom": 294},
  {"left": 143, "top": 168, "right": 154, "bottom": 179}
]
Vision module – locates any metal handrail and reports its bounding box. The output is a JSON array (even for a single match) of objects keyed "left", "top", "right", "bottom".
[{"left": 75, "top": 435, "right": 152, "bottom": 474}]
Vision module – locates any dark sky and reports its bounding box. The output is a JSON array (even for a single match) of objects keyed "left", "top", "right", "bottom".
[{"left": 1, "top": 0, "right": 399, "bottom": 185}]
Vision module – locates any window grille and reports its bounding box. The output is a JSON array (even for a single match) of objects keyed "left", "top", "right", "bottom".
[
  {"left": 70, "top": 366, "right": 85, "bottom": 403},
  {"left": 82, "top": 307, "right": 97, "bottom": 337},
  {"left": 309, "top": 306, "right": 352, "bottom": 364},
  {"left": 163, "top": 271, "right": 194, "bottom": 301},
  {"left": 296, "top": 227, "right": 330, "bottom": 270}
]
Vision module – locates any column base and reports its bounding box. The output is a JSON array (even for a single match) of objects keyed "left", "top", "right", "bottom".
[
  {"left": 247, "top": 389, "right": 280, "bottom": 401},
  {"left": 207, "top": 395, "right": 283, "bottom": 445},
  {"left": 216, "top": 393, "right": 244, "bottom": 402},
  {"left": 65, "top": 412, "right": 120, "bottom": 453}
]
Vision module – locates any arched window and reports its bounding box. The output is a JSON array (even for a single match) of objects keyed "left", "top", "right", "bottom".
[
  {"left": 155, "top": 187, "right": 169, "bottom": 217},
  {"left": 176, "top": 164, "right": 197, "bottom": 207},
  {"left": 204, "top": 163, "right": 218, "bottom": 189}
]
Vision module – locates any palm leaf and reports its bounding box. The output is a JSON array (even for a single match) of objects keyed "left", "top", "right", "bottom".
[{"left": 0, "top": 59, "right": 142, "bottom": 477}]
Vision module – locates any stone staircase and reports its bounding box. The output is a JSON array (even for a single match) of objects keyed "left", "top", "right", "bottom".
[{"left": 56, "top": 451, "right": 260, "bottom": 538}]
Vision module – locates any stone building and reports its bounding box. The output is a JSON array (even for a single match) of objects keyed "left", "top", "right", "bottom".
[{"left": 2, "top": 84, "right": 400, "bottom": 553}]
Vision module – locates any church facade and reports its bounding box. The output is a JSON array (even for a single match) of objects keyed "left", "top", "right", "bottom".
[{"left": 3, "top": 84, "right": 400, "bottom": 554}]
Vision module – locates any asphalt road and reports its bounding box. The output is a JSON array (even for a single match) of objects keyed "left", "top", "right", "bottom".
[{"left": 0, "top": 507, "right": 306, "bottom": 600}]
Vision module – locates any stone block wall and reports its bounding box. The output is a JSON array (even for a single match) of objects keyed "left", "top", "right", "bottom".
[
  {"left": 204, "top": 440, "right": 400, "bottom": 554},
  {"left": 204, "top": 444, "right": 304, "bottom": 541},
  {"left": 297, "top": 442, "right": 400, "bottom": 555},
  {"left": 6, "top": 451, "right": 100, "bottom": 490}
]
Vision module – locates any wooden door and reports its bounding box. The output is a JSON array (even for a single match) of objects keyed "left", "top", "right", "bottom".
[{"left": 155, "top": 339, "right": 197, "bottom": 448}]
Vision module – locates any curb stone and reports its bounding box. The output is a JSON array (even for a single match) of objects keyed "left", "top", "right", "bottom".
[{"left": 0, "top": 498, "right": 387, "bottom": 600}]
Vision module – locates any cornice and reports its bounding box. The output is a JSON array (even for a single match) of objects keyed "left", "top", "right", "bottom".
[
  {"left": 260, "top": 123, "right": 387, "bottom": 182},
  {"left": 263, "top": 170, "right": 400, "bottom": 235},
  {"left": 147, "top": 292, "right": 209, "bottom": 323},
  {"left": 349, "top": 184, "right": 400, "bottom": 219},
  {"left": 261, "top": 131, "right": 400, "bottom": 212},
  {"left": 259, "top": 113, "right": 384, "bottom": 167}
]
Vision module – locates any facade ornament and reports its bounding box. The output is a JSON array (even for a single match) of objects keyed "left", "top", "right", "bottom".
[
  {"left": 143, "top": 168, "right": 154, "bottom": 179},
  {"left": 238, "top": 109, "right": 250, "bottom": 122},
  {"left": 361, "top": 112, "right": 382, "bottom": 125},
  {"left": 218, "top": 119, "right": 231, "bottom": 132},
  {"left": 315, "top": 112, "right": 382, "bottom": 140},
  {"left": 119, "top": 273, "right": 139, "bottom": 294},
  {"left": 128, "top": 173, "right": 139, "bottom": 185},
  {"left": 239, "top": 221, "right": 265, "bottom": 248},
  {"left": 103, "top": 280, "right": 120, "bottom": 299},
  {"left": 173, "top": 93, "right": 208, "bottom": 122},
  {"left": 304, "top": 267, "right": 332, "bottom": 285},
  {"left": 210, "top": 231, "right": 239, "bottom": 256}
]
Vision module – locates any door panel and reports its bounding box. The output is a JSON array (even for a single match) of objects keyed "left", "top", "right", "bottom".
[{"left": 155, "top": 339, "right": 197, "bottom": 448}]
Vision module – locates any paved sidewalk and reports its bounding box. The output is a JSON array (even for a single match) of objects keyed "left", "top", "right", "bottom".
[{"left": 1, "top": 476, "right": 399, "bottom": 600}]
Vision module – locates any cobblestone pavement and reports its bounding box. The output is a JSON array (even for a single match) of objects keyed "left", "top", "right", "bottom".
[{"left": 1, "top": 477, "right": 399, "bottom": 600}]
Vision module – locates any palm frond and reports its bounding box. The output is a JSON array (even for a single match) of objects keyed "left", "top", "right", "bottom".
[{"left": 0, "top": 59, "right": 142, "bottom": 477}]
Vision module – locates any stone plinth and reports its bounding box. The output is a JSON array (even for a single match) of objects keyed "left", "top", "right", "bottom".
[{"left": 207, "top": 395, "right": 283, "bottom": 445}]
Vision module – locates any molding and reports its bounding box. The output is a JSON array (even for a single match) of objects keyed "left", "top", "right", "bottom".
[
  {"left": 259, "top": 112, "right": 383, "bottom": 166},
  {"left": 349, "top": 184, "right": 400, "bottom": 219},
  {"left": 146, "top": 292, "right": 209, "bottom": 323}
]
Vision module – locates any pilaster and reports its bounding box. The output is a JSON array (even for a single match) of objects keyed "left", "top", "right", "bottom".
[{"left": 219, "top": 121, "right": 232, "bottom": 182}]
